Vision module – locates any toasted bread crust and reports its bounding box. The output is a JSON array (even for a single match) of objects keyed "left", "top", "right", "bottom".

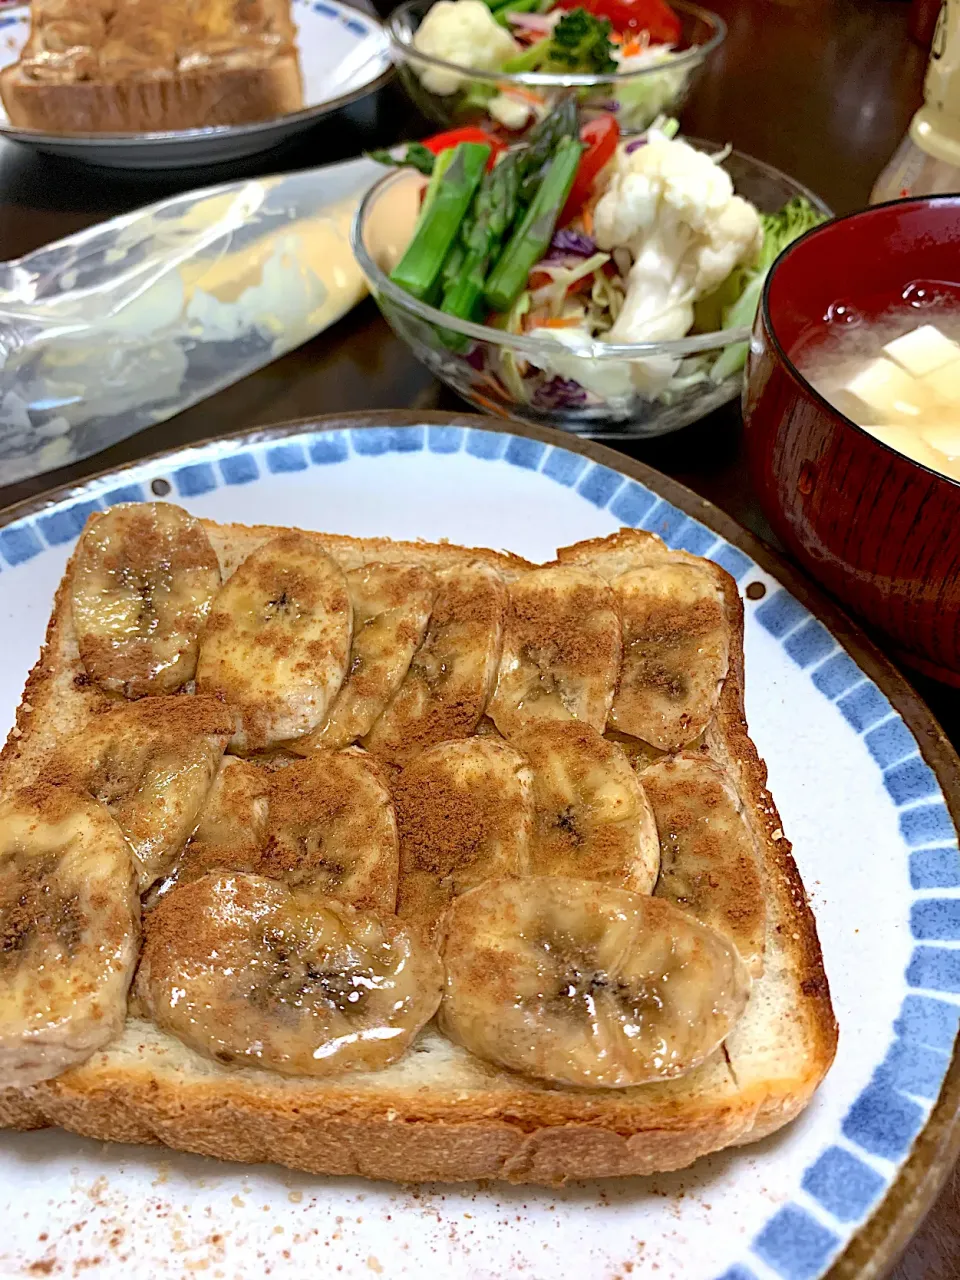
[
  {"left": 0, "top": 0, "right": 303, "bottom": 134},
  {"left": 0, "top": 520, "right": 837, "bottom": 1185},
  {"left": 0, "top": 57, "right": 303, "bottom": 134}
]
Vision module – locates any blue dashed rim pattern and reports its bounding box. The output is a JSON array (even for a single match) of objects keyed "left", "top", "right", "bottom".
[{"left": 2, "top": 415, "right": 959, "bottom": 1280}]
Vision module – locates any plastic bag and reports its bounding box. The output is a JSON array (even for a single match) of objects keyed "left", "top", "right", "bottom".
[{"left": 0, "top": 156, "right": 381, "bottom": 484}]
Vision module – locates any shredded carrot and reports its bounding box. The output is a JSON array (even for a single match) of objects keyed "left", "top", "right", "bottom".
[
  {"left": 498, "top": 82, "right": 544, "bottom": 105},
  {"left": 621, "top": 37, "right": 642, "bottom": 56},
  {"left": 582, "top": 207, "right": 594, "bottom": 237},
  {"left": 472, "top": 391, "right": 510, "bottom": 418},
  {"left": 538, "top": 316, "right": 582, "bottom": 328},
  {"left": 609, "top": 30, "right": 623, "bottom": 43}
]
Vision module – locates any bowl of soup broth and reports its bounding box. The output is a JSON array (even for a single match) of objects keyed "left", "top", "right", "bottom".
[{"left": 742, "top": 195, "right": 960, "bottom": 685}]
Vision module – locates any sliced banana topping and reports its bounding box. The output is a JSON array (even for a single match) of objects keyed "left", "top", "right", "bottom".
[
  {"left": 292, "top": 563, "right": 436, "bottom": 753},
  {"left": 171, "top": 755, "right": 270, "bottom": 887},
  {"left": 558, "top": 531, "right": 731, "bottom": 749},
  {"left": 56, "top": 695, "right": 234, "bottom": 890},
  {"left": 196, "top": 532, "right": 352, "bottom": 753},
  {"left": 0, "top": 784, "right": 139, "bottom": 1089},
  {"left": 604, "top": 729, "right": 667, "bottom": 773},
  {"left": 395, "top": 738, "right": 534, "bottom": 943},
  {"left": 643, "top": 756, "right": 766, "bottom": 977},
  {"left": 260, "top": 752, "right": 399, "bottom": 913},
  {"left": 609, "top": 565, "right": 729, "bottom": 751},
  {"left": 510, "top": 721, "right": 659, "bottom": 894},
  {"left": 439, "top": 876, "right": 750, "bottom": 1088},
  {"left": 363, "top": 562, "right": 506, "bottom": 765},
  {"left": 71, "top": 501, "right": 221, "bottom": 699},
  {"left": 488, "top": 566, "right": 621, "bottom": 736},
  {"left": 136, "top": 872, "right": 443, "bottom": 1077}
]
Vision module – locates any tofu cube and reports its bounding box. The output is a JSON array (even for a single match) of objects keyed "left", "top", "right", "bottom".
[
  {"left": 919, "top": 423, "right": 960, "bottom": 458},
  {"left": 883, "top": 324, "right": 960, "bottom": 378},
  {"left": 922, "top": 358, "right": 960, "bottom": 405},
  {"left": 834, "top": 357, "right": 923, "bottom": 424},
  {"left": 863, "top": 424, "right": 944, "bottom": 471}
]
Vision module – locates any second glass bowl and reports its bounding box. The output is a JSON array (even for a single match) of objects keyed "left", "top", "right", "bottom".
[{"left": 387, "top": 0, "right": 725, "bottom": 135}]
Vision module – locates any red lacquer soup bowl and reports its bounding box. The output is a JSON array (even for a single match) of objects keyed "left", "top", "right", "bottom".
[{"left": 743, "top": 195, "right": 960, "bottom": 686}]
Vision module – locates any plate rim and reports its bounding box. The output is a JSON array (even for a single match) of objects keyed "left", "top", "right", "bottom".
[
  {"left": 1, "top": 407, "right": 958, "bottom": 1280},
  {"left": 0, "top": 0, "right": 393, "bottom": 150}
]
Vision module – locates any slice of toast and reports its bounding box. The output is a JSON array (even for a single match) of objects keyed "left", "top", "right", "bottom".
[
  {"left": 0, "top": 0, "right": 303, "bottom": 135},
  {"left": 0, "top": 519, "right": 837, "bottom": 1185}
]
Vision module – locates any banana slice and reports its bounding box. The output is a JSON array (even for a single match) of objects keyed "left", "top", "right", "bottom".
[
  {"left": 487, "top": 566, "right": 621, "bottom": 736},
  {"left": 363, "top": 562, "right": 507, "bottom": 765},
  {"left": 136, "top": 872, "right": 443, "bottom": 1077},
  {"left": 260, "top": 752, "right": 399, "bottom": 913},
  {"left": 609, "top": 565, "right": 730, "bottom": 751},
  {"left": 604, "top": 729, "right": 666, "bottom": 774},
  {"left": 57, "top": 695, "right": 234, "bottom": 890},
  {"left": 292, "top": 563, "right": 436, "bottom": 753},
  {"left": 511, "top": 721, "right": 659, "bottom": 894},
  {"left": 171, "top": 756, "right": 271, "bottom": 887},
  {"left": 642, "top": 756, "right": 766, "bottom": 977},
  {"left": 439, "top": 876, "right": 750, "bottom": 1088},
  {"left": 196, "top": 532, "right": 352, "bottom": 753},
  {"left": 395, "top": 738, "right": 534, "bottom": 943},
  {"left": 0, "top": 784, "right": 139, "bottom": 1089},
  {"left": 70, "top": 501, "right": 221, "bottom": 699},
  {"left": 558, "top": 531, "right": 730, "bottom": 749}
]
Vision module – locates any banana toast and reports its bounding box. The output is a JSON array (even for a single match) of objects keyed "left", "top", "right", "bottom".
[
  {"left": 0, "top": 0, "right": 303, "bottom": 135},
  {"left": 0, "top": 507, "right": 837, "bottom": 1185}
]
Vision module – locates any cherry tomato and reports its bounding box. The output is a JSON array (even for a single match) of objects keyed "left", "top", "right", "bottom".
[
  {"left": 422, "top": 127, "right": 506, "bottom": 169},
  {"left": 559, "top": 114, "right": 620, "bottom": 226},
  {"left": 554, "top": 0, "right": 681, "bottom": 40}
]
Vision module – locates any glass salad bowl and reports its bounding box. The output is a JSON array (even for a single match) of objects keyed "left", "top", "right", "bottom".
[
  {"left": 351, "top": 143, "right": 832, "bottom": 440},
  {"left": 387, "top": 0, "right": 725, "bottom": 136}
]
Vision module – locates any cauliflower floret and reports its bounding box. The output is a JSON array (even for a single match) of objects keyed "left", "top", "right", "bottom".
[
  {"left": 412, "top": 0, "right": 519, "bottom": 96},
  {"left": 488, "top": 91, "right": 534, "bottom": 131},
  {"left": 593, "top": 129, "right": 763, "bottom": 350}
]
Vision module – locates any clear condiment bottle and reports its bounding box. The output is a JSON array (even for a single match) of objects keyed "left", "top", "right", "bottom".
[{"left": 871, "top": 0, "right": 960, "bottom": 201}]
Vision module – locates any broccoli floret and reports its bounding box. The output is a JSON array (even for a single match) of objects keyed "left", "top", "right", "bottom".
[
  {"left": 502, "top": 7, "right": 617, "bottom": 75},
  {"left": 546, "top": 8, "right": 618, "bottom": 73}
]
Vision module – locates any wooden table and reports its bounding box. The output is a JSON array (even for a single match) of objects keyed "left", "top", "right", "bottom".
[{"left": 0, "top": 0, "right": 954, "bottom": 1272}]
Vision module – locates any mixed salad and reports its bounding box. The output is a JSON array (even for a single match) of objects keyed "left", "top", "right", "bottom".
[
  {"left": 371, "top": 106, "right": 826, "bottom": 412},
  {"left": 407, "top": 0, "right": 692, "bottom": 132}
]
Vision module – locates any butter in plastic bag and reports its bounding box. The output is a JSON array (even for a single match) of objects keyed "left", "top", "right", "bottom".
[{"left": 0, "top": 156, "right": 381, "bottom": 484}]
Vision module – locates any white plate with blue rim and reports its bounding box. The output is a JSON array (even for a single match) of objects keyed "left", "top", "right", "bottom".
[
  {"left": 1, "top": 410, "right": 959, "bottom": 1280},
  {"left": 0, "top": 0, "right": 392, "bottom": 168}
]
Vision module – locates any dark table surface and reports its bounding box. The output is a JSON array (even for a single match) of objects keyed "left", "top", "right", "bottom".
[{"left": 0, "top": 0, "right": 956, "bottom": 1272}]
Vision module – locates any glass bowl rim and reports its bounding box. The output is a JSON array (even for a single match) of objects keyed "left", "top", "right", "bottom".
[
  {"left": 351, "top": 140, "right": 834, "bottom": 362},
  {"left": 386, "top": 0, "right": 727, "bottom": 88}
]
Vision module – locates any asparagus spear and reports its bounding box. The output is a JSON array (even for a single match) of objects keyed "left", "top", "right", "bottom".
[
  {"left": 440, "top": 150, "right": 522, "bottom": 320},
  {"left": 515, "top": 96, "right": 579, "bottom": 204},
  {"left": 484, "top": 135, "right": 583, "bottom": 313},
  {"left": 389, "top": 142, "right": 490, "bottom": 300}
]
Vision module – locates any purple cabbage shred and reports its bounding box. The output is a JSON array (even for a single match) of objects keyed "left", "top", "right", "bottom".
[
  {"left": 547, "top": 228, "right": 597, "bottom": 258},
  {"left": 464, "top": 344, "right": 486, "bottom": 371},
  {"left": 532, "top": 376, "right": 588, "bottom": 410},
  {"left": 624, "top": 136, "right": 648, "bottom": 153}
]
